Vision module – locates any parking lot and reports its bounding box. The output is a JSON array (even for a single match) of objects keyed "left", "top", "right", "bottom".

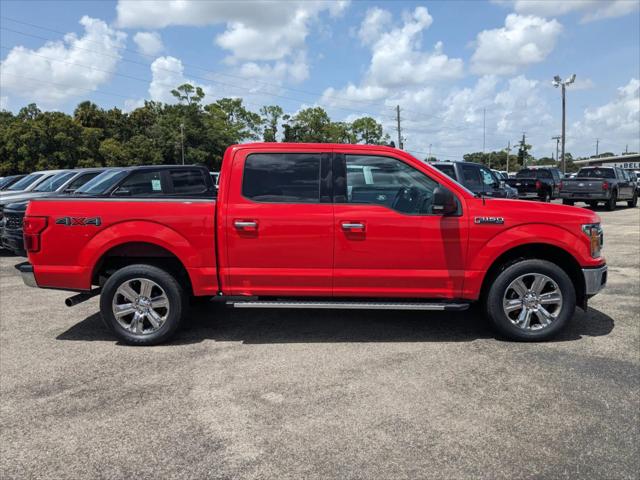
[{"left": 0, "top": 204, "right": 638, "bottom": 479}]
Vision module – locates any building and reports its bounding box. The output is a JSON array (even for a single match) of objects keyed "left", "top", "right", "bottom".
[{"left": 573, "top": 153, "right": 640, "bottom": 171}]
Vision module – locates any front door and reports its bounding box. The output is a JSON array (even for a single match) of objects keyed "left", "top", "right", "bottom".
[
  {"left": 222, "top": 149, "right": 334, "bottom": 296},
  {"left": 332, "top": 152, "right": 468, "bottom": 299}
]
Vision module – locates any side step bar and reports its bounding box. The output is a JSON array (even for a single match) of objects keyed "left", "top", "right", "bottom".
[{"left": 228, "top": 300, "right": 470, "bottom": 311}]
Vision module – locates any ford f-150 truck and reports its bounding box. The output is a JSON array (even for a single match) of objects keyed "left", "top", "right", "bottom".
[
  {"left": 559, "top": 166, "right": 638, "bottom": 210},
  {"left": 18, "top": 144, "right": 607, "bottom": 345},
  {"left": 506, "top": 167, "right": 563, "bottom": 202}
]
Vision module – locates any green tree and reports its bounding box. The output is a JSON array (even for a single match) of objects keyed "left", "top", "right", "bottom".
[
  {"left": 350, "top": 117, "right": 388, "bottom": 145},
  {"left": 259, "top": 105, "right": 283, "bottom": 142}
]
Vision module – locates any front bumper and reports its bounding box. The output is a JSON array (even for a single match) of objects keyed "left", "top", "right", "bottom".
[
  {"left": 1, "top": 230, "right": 25, "bottom": 256},
  {"left": 15, "top": 261, "right": 37, "bottom": 287},
  {"left": 582, "top": 264, "right": 607, "bottom": 296}
]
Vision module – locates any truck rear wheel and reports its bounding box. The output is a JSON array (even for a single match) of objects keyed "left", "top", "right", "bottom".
[
  {"left": 606, "top": 191, "right": 617, "bottom": 211},
  {"left": 628, "top": 192, "right": 638, "bottom": 208},
  {"left": 562, "top": 199, "right": 574, "bottom": 206},
  {"left": 100, "top": 264, "right": 187, "bottom": 346},
  {"left": 484, "top": 259, "right": 575, "bottom": 341}
]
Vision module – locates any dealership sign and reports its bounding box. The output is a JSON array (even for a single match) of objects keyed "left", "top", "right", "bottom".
[{"left": 611, "top": 161, "right": 640, "bottom": 170}]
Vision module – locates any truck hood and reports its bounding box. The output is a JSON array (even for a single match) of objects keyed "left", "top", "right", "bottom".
[
  {"left": 0, "top": 191, "right": 53, "bottom": 207},
  {"left": 479, "top": 198, "right": 601, "bottom": 225}
]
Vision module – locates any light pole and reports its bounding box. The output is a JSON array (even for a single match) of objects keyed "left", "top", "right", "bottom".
[
  {"left": 552, "top": 74, "right": 576, "bottom": 175},
  {"left": 180, "top": 122, "right": 185, "bottom": 165},
  {"left": 552, "top": 135, "right": 561, "bottom": 164}
]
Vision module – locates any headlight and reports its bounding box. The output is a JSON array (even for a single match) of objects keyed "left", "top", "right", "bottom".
[{"left": 582, "top": 223, "right": 603, "bottom": 258}]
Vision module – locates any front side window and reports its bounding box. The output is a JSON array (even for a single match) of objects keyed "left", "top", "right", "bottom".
[
  {"left": 243, "top": 153, "right": 321, "bottom": 203},
  {"left": 114, "top": 170, "right": 164, "bottom": 196},
  {"left": 343, "top": 155, "right": 438, "bottom": 215},
  {"left": 461, "top": 165, "right": 482, "bottom": 189},
  {"left": 479, "top": 167, "right": 497, "bottom": 189}
]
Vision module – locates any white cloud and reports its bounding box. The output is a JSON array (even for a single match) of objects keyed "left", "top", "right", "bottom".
[
  {"left": 116, "top": 0, "right": 347, "bottom": 85},
  {"left": 571, "top": 78, "right": 640, "bottom": 152},
  {"left": 237, "top": 52, "right": 309, "bottom": 84},
  {"left": 496, "top": 0, "right": 639, "bottom": 23},
  {"left": 0, "top": 96, "right": 8, "bottom": 110},
  {"left": 0, "top": 16, "right": 126, "bottom": 107},
  {"left": 471, "top": 14, "right": 562, "bottom": 76},
  {"left": 123, "top": 98, "right": 145, "bottom": 112},
  {"left": 322, "top": 6, "right": 463, "bottom": 107},
  {"left": 148, "top": 56, "right": 212, "bottom": 103},
  {"left": 133, "top": 31, "right": 164, "bottom": 56}
]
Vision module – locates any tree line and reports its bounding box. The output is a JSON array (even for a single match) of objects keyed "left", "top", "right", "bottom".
[{"left": 0, "top": 83, "right": 390, "bottom": 175}]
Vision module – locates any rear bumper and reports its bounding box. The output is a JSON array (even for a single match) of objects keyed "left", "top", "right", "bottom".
[
  {"left": 559, "top": 192, "right": 610, "bottom": 201},
  {"left": 15, "top": 261, "right": 37, "bottom": 287},
  {"left": 517, "top": 192, "right": 541, "bottom": 199},
  {"left": 582, "top": 264, "right": 607, "bottom": 296}
]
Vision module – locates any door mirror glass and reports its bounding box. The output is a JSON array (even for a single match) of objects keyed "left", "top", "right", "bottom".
[{"left": 432, "top": 187, "right": 457, "bottom": 215}]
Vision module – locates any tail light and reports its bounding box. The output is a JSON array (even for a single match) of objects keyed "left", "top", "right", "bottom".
[
  {"left": 559, "top": 181, "right": 564, "bottom": 190},
  {"left": 602, "top": 181, "right": 609, "bottom": 191},
  {"left": 23, "top": 216, "right": 47, "bottom": 253},
  {"left": 535, "top": 180, "right": 542, "bottom": 190}
]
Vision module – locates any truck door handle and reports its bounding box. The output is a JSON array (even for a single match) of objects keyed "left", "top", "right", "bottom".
[
  {"left": 234, "top": 220, "right": 258, "bottom": 229},
  {"left": 341, "top": 222, "right": 365, "bottom": 231}
]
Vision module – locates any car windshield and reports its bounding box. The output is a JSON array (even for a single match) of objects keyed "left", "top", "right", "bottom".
[
  {"left": 515, "top": 169, "right": 536, "bottom": 178},
  {"left": 0, "top": 176, "right": 17, "bottom": 189},
  {"left": 33, "top": 171, "right": 75, "bottom": 192},
  {"left": 6, "top": 173, "right": 45, "bottom": 191},
  {"left": 577, "top": 168, "right": 615, "bottom": 179},
  {"left": 75, "top": 169, "right": 128, "bottom": 194}
]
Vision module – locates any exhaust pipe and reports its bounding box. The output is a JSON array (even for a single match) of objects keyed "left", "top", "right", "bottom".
[{"left": 65, "top": 288, "right": 101, "bottom": 307}]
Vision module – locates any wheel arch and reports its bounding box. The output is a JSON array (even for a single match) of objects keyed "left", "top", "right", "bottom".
[
  {"left": 92, "top": 241, "right": 194, "bottom": 296},
  {"left": 479, "top": 243, "right": 586, "bottom": 309}
]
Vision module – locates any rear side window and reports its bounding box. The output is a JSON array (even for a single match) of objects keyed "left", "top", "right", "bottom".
[
  {"left": 114, "top": 170, "right": 164, "bottom": 196},
  {"left": 170, "top": 169, "right": 208, "bottom": 194},
  {"left": 243, "top": 153, "right": 321, "bottom": 203},
  {"left": 433, "top": 164, "right": 456, "bottom": 179}
]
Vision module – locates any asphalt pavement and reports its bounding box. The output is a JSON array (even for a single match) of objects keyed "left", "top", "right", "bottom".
[{"left": 1, "top": 204, "right": 638, "bottom": 479}]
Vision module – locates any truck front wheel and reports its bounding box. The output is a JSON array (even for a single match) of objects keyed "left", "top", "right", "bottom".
[
  {"left": 484, "top": 259, "right": 575, "bottom": 341},
  {"left": 100, "top": 264, "right": 187, "bottom": 346}
]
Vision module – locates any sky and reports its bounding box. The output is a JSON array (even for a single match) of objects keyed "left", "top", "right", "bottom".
[{"left": 0, "top": 0, "right": 639, "bottom": 160}]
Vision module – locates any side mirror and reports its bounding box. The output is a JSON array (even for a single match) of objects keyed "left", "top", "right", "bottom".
[{"left": 432, "top": 187, "right": 457, "bottom": 215}]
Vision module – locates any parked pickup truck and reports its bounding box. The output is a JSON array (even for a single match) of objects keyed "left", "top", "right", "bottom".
[
  {"left": 430, "top": 161, "right": 517, "bottom": 199},
  {"left": 506, "top": 167, "right": 562, "bottom": 202},
  {"left": 559, "top": 166, "right": 638, "bottom": 210},
  {"left": 18, "top": 144, "right": 607, "bottom": 345}
]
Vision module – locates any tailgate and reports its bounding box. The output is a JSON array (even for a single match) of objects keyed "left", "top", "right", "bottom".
[
  {"left": 561, "top": 178, "right": 603, "bottom": 193},
  {"left": 508, "top": 178, "right": 537, "bottom": 193}
]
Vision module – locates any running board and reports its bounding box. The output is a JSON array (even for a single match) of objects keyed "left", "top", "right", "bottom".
[{"left": 228, "top": 300, "right": 470, "bottom": 311}]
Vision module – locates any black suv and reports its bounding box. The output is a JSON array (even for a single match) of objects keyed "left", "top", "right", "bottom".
[
  {"left": 431, "top": 161, "right": 517, "bottom": 199},
  {"left": 1, "top": 165, "right": 215, "bottom": 256}
]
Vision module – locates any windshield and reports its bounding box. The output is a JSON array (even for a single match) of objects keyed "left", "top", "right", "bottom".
[
  {"left": 577, "top": 168, "right": 615, "bottom": 179},
  {"left": 75, "top": 169, "right": 128, "bottom": 194},
  {"left": 33, "top": 171, "right": 75, "bottom": 192},
  {"left": 0, "top": 176, "right": 17, "bottom": 189},
  {"left": 6, "top": 173, "right": 45, "bottom": 191}
]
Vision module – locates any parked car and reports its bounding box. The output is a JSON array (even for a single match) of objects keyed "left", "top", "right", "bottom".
[
  {"left": 431, "top": 161, "right": 517, "bottom": 198},
  {"left": 628, "top": 171, "right": 640, "bottom": 195},
  {"left": 1, "top": 165, "right": 214, "bottom": 255},
  {"left": 0, "top": 174, "right": 27, "bottom": 191},
  {"left": 18, "top": 143, "right": 607, "bottom": 345},
  {"left": 0, "top": 170, "right": 69, "bottom": 199},
  {"left": 506, "top": 167, "right": 562, "bottom": 202},
  {"left": 492, "top": 170, "right": 509, "bottom": 180},
  {"left": 1, "top": 168, "right": 104, "bottom": 254},
  {"left": 559, "top": 166, "right": 637, "bottom": 210}
]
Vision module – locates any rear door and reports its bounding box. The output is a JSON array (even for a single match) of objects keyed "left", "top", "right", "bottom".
[
  {"left": 332, "top": 151, "right": 467, "bottom": 299},
  {"left": 222, "top": 148, "right": 334, "bottom": 296}
]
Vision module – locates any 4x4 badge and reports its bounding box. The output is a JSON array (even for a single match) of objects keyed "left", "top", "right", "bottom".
[
  {"left": 474, "top": 216, "right": 504, "bottom": 225},
  {"left": 55, "top": 216, "right": 101, "bottom": 226}
]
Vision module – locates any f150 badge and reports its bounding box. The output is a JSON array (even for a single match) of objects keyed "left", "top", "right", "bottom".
[
  {"left": 55, "top": 216, "right": 101, "bottom": 226},
  {"left": 474, "top": 216, "right": 504, "bottom": 225}
]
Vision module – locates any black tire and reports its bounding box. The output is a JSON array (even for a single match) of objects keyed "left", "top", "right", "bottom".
[
  {"left": 100, "top": 264, "right": 187, "bottom": 346},
  {"left": 606, "top": 190, "right": 617, "bottom": 211},
  {"left": 628, "top": 192, "right": 638, "bottom": 208},
  {"left": 588, "top": 201, "right": 599, "bottom": 208},
  {"left": 562, "top": 199, "right": 574, "bottom": 206},
  {"left": 484, "top": 259, "right": 576, "bottom": 341},
  {"left": 540, "top": 191, "right": 551, "bottom": 202}
]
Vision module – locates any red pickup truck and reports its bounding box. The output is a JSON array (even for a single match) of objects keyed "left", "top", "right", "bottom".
[{"left": 18, "top": 143, "right": 607, "bottom": 345}]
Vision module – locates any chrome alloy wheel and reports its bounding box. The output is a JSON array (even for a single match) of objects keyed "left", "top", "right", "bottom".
[
  {"left": 502, "top": 273, "right": 563, "bottom": 331},
  {"left": 112, "top": 278, "right": 170, "bottom": 335}
]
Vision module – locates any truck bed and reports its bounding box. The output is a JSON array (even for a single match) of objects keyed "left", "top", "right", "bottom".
[{"left": 26, "top": 198, "right": 218, "bottom": 294}]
